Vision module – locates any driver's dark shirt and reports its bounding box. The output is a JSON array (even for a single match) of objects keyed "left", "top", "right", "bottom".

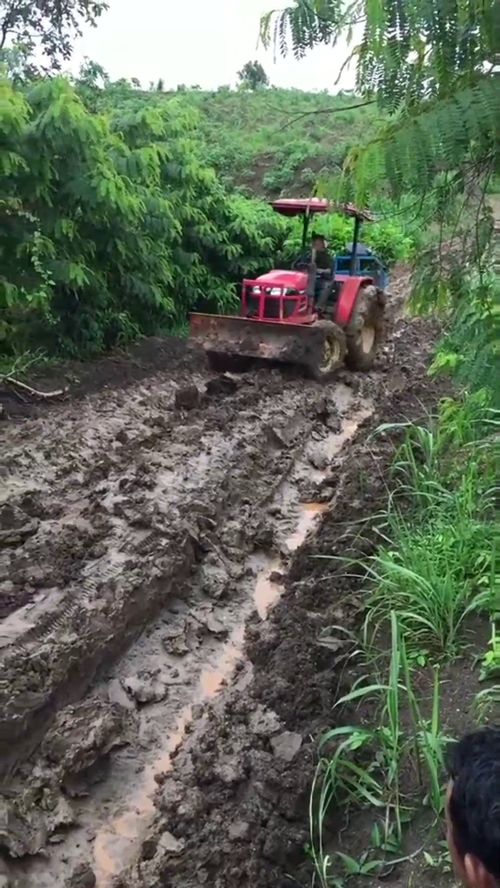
[
  {"left": 297, "top": 249, "right": 333, "bottom": 271},
  {"left": 314, "top": 248, "right": 333, "bottom": 270}
]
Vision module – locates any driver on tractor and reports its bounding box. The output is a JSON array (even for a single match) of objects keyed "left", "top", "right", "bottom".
[{"left": 293, "top": 233, "right": 334, "bottom": 314}]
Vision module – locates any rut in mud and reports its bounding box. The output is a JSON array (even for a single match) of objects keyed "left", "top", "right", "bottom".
[{"left": 0, "top": 273, "right": 441, "bottom": 888}]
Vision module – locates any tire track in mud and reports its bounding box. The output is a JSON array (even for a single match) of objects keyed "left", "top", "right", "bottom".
[
  {"left": 1, "top": 342, "right": 380, "bottom": 885},
  {"left": 0, "top": 368, "right": 306, "bottom": 759},
  {"left": 91, "top": 398, "right": 372, "bottom": 888}
]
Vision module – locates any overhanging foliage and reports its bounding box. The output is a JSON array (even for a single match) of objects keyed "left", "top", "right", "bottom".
[{"left": 261, "top": 0, "right": 499, "bottom": 204}]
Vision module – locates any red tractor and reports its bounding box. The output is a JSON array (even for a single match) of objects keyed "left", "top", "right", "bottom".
[{"left": 190, "top": 198, "right": 387, "bottom": 380}]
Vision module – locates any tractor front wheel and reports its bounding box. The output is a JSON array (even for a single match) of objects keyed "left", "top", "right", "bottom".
[
  {"left": 310, "top": 321, "right": 347, "bottom": 381},
  {"left": 345, "top": 285, "right": 384, "bottom": 371}
]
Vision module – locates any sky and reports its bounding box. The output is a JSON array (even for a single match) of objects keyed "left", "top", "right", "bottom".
[{"left": 70, "top": 0, "right": 357, "bottom": 92}]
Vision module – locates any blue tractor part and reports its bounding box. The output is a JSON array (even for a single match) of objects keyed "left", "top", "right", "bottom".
[{"left": 335, "top": 238, "right": 389, "bottom": 290}]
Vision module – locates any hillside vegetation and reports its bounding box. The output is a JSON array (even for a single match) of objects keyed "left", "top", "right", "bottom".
[{"left": 168, "top": 87, "right": 378, "bottom": 197}]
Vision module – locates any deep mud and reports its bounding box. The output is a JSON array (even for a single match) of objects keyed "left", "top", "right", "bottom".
[
  {"left": 0, "top": 275, "right": 448, "bottom": 888},
  {"left": 106, "top": 317, "right": 450, "bottom": 888}
]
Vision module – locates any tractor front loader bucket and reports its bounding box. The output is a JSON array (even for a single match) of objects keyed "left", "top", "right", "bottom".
[{"left": 189, "top": 313, "right": 344, "bottom": 377}]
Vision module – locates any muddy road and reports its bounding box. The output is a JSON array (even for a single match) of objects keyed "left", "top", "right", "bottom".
[{"left": 0, "top": 278, "right": 444, "bottom": 888}]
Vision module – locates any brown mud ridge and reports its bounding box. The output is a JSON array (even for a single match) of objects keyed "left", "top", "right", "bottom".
[{"left": 0, "top": 282, "right": 446, "bottom": 888}]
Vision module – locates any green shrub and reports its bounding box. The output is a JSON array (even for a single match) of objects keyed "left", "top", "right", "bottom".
[
  {"left": 363, "top": 219, "right": 414, "bottom": 265},
  {"left": 429, "top": 276, "right": 498, "bottom": 400},
  {"left": 0, "top": 77, "right": 286, "bottom": 358}
]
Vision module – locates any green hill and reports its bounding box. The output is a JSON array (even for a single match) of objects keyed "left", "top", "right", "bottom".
[{"left": 162, "top": 87, "right": 377, "bottom": 198}]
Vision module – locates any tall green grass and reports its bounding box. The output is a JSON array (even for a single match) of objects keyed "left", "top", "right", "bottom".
[
  {"left": 309, "top": 272, "right": 499, "bottom": 885},
  {"left": 309, "top": 614, "right": 449, "bottom": 887},
  {"left": 361, "top": 391, "right": 497, "bottom": 657}
]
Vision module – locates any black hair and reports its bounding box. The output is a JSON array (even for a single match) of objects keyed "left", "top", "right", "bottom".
[
  {"left": 447, "top": 727, "right": 500, "bottom": 880},
  {"left": 311, "top": 232, "right": 326, "bottom": 242}
]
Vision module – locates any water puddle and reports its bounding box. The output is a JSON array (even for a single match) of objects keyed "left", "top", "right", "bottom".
[
  {"left": 253, "top": 502, "right": 329, "bottom": 620},
  {"left": 93, "top": 711, "right": 189, "bottom": 884},
  {"left": 285, "top": 501, "right": 329, "bottom": 552},
  {"left": 253, "top": 555, "right": 283, "bottom": 619},
  {"left": 199, "top": 625, "right": 245, "bottom": 695},
  {"left": 93, "top": 625, "right": 245, "bottom": 885}
]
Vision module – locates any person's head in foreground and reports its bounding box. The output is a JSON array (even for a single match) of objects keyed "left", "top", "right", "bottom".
[{"left": 447, "top": 727, "right": 500, "bottom": 888}]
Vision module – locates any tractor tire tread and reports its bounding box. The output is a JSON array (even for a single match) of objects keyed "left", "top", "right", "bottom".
[
  {"left": 309, "top": 320, "right": 347, "bottom": 382},
  {"left": 345, "top": 285, "right": 385, "bottom": 372}
]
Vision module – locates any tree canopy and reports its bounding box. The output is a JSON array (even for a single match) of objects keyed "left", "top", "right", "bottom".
[
  {"left": 238, "top": 60, "right": 270, "bottom": 90},
  {"left": 0, "top": 77, "right": 287, "bottom": 358},
  {"left": 0, "top": 0, "right": 108, "bottom": 71}
]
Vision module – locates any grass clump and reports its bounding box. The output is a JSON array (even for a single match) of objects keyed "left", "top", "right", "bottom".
[
  {"left": 362, "top": 392, "right": 497, "bottom": 658},
  {"left": 310, "top": 614, "right": 450, "bottom": 886}
]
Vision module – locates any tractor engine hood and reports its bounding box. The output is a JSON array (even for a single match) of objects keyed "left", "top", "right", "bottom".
[{"left": 254, "top": 269, "right": 308, "bottom": 291}]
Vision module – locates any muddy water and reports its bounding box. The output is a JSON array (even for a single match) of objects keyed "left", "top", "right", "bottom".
[
  {"left": 93, "top": 622, "right": 248, "bottom": 884},
  {"left": 253, "top": 558, "right": 284, "bottom": 619},
  {"left": 285, "top": 501, "right": 329, "bottom": 551},
  {"left": 253, "top": 503, "right": 328, "bottom": 618}
]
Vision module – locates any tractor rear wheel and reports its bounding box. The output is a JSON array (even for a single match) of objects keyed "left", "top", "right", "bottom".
[
  {"left": 310, "top": 321, "right": 347, "bottom": 381},
  {"left": 345, "top": 285, "right": 385, "bottom": 371}
]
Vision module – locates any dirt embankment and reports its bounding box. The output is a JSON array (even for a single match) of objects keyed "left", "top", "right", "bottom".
[{"left": 0, "top": 280, "right": 448, "bottom": 888}]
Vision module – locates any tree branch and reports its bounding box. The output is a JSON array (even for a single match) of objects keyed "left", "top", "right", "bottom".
[
  {"left": 0, "top": 22, "right": 9, "bottom": 49},
  {"left": 276, "top": 99, "right": 376, "bottom": 131},
  {"left": 1, "top": 375, "right": 66, "bottom": 399}
]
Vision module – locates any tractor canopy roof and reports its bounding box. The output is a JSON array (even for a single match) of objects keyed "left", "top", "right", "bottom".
[{"left": 271, "top": 198, "right": 374, "bottom": 222}]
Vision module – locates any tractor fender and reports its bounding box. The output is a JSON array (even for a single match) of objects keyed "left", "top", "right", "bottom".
[{"left": 334, "top": 276, "right": 374, "bottom": 327}]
